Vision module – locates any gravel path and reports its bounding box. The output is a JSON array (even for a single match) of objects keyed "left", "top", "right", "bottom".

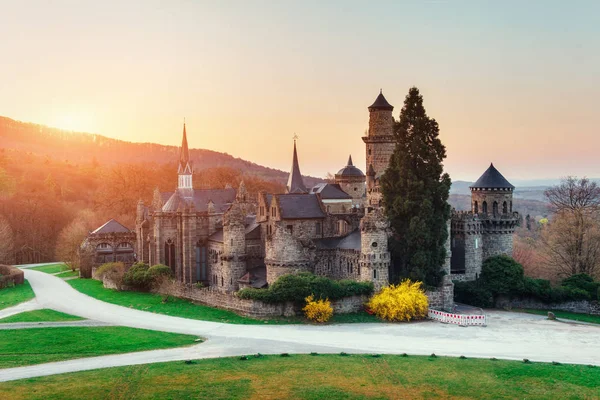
[{"left": 1, "top": 269, "right": 598, "bottom": 383}]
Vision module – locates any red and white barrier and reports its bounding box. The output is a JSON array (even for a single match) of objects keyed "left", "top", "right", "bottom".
[{"left": 428, "top": 309, "right": 486, "bottom": 326}]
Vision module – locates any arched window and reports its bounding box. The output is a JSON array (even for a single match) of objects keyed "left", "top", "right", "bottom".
[
  {"left": 196, "top": 241, "right": 207, "bottom": 282},
  {"left": 473, "top": 201, "right": 479, "bottom": 214},
  {"left": 482, "top": 201, "right": 488, "bottom": 214},
  {"left": 165, "top": 239, "right": 176, "bottom": 274},
  {"left": 95, "top": 243, "right": 114, "bottom": 263},
  {"left": 503, "top": 201, "right": 508, "bottom": 214},
  {"left": 493, "top": 201, "right": 498, "bottom": 216}
]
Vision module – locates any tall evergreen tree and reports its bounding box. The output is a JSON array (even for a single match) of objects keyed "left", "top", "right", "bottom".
[{"left": 381, "top": 87, "right": 451, "bottom": 286}]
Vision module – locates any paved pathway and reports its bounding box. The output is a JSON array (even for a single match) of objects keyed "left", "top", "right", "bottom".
[
  {"left": 0, "top": 299, "right": 41, "bottom": 319},
  {"left": 0, "top": 320, "right": 113, "bottom": 330},
  {"left": 1, "top": 269, "right": 599, "bottom": 382}
]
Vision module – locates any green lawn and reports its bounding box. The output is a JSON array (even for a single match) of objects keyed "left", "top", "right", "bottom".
[
  {"left": 0, "top": 354, "right": 598, "bottom": 399},
  {"left": 0, "top": 326, "right": 199, "bottom": 369},
  {"left": 29, "top": 263, "right": 69, "bottom": 274},
  {"left": 0, "top": 309, "right": 84, "bottom": 324},
  {"left": 0, "top": 280, "right": 35, "bottom": 310},
  {"left": 520, "top": 308, "right": 600, "bottom": 325},
  {"left": 54, "top": 270, "right": 79, "bottom": 278},
  {"left": 67, "top": 278, "right": 378, "bottom": 325}
]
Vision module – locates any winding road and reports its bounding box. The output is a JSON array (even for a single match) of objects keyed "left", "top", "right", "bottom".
[{"left": 1, "top": 269, "right": 599, "bottom": 382}]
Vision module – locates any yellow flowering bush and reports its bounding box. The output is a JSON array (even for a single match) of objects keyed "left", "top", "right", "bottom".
[
  {"left": 367, "top": 280, "right": 428, "bottom": 322},
  {"left": 303, "top": 295, "right": 333, "bottom": 323}
]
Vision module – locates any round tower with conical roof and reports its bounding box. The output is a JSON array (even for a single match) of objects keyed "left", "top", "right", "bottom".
[
  {"left": 362, "top": 90, "right": 395, "bottom": 208},
  {"left": 335, "top": 155, "right": 366, "bottom": 207}
]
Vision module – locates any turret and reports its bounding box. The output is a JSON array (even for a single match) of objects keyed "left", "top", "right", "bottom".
[
  {"left": 362, "top": 90, "right": 395, "bottom": 208},
  {"left": 220, "top": 202, "right": 247, "bottom": 291},
  {"left": 335, "top": 155, "right": 366, "bottom": 207}
]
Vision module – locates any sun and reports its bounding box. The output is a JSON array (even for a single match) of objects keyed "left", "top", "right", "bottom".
[{"left": 52, "top": 112, "right": 94, "bottom": 132}]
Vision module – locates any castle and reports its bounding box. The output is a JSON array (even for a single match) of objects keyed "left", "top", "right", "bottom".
[{"left": 83, "top": 91, "right": 518, "bottom": 309}]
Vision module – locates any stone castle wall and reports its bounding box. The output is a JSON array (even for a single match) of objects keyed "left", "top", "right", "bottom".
[{"left": 495, "top": 295, "right": 600, "bottom": 316}]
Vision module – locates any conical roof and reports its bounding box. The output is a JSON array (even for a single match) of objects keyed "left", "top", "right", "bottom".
[
  {"left": 368, "top": 90, "right": 394, "bottom": 111},
  {"left": 286, "top": 140, "right": 307, "bottom": 194},
  {"left": 470, "top": 163, "right": 514, "bottom": 189}
]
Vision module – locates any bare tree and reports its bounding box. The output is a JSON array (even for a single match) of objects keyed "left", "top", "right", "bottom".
[
  {"left": 0, "top": 214, "right": 14, "bottom": 264},
  {"left": 55, "top": 217, "right": 90, "bottom": 271},
  {"left": 542, "top": 177, "right": 600, "bottom": 278}
]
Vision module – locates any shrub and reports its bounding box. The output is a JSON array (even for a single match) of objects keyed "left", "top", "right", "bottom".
[
  {"left": 367, "top": 280, "right": 428, "bottom": 322},
  {"left": 94, "top": 262, "right": 126, "bottom": 288},
  {"left": 561, "top": 274, "right": 599, "bottom": 301},
  {"left": 302, "top": 295, "right": 333, "bottom": 323},
  {"left": 122, "top": 262, "right": 152, "bottom": 290},
  {"left": 480, "top": 256, "right": 525, "bottom": 297},
  {"left": 237, "top": 272, "right": 373, "bottom": 304},
  {"left": 148, "top": 264, "right": 173, "bottom": 281},
  {"left": 453, "top": 281, "right": 493, "bottom": 308}
]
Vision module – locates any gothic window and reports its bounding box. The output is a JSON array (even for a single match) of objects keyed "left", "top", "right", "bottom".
[
  {"left": 493, "top": 201, "right": 498, "bottom": 216},
  {"left": 503, "top": 201, "right": 508, "bottom": 214},
  {"left": 165, "top": 239, "right": 176, "bottom": 274},
  {"left": 474, "top": 201, "right": 479, "bottom": 214},
  {"left": 482, "top": 201, "right": 488, "bottom": 214},
  {"left": 373, "top": 269, "right": 377, "bottom": 279},
  {"left": 315, "top": 222, "right": 322, "bottom": 235}
]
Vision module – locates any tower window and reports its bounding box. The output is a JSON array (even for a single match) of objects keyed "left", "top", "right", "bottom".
[
  {"left": 373, "top": 270, "right": 377, "bottom": 279},
  {"left": 371, "top": 242, "right": 378, "bottom": 248},
  {"left": 482, "top": 201, "right": 488, "bottom": 214}
]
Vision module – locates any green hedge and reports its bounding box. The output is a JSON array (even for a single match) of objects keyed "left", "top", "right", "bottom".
[
  {"left": 122, "top": 263, "right": 174, "bottom": 291},
  {"left": 454, "top": 256, "right": 599, "bottom": 308},
  {"left": 237, "top": 272, "right": 373, "bottom": 304}
]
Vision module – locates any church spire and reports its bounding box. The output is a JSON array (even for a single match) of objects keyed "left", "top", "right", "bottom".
[
  {"left": 286, "top": 138, "right": 307, "bottom": 194},
  {"left": 177, "top": 121, "right": 193, "bottom": 189},
  {"left": 347, "top": 154, "right": 354, "bottom": 166}
]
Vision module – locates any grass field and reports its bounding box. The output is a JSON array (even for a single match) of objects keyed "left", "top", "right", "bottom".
[
  {"left": 0, "top": 326, "right": 199, "bottom": 369},
  {"left": 520, "top": 308, "right": 600, "bottom": 325},
  {"left": 29, "top": 263, "right": 69, "bottom": 274},
  {"left": 0, "top": 354, "right": 598, "bottom": 399},
  {"left": 0, "top": 281, "right": 35, "bottom": 310},
  {"left": 0, "top": 309, "right": 84, "bottom": 324},
  {"left": 67, "top": 278, "right": 379, "bottom": 325},
  {"left": 54, "top": 270, "right": 79, "bottom": 278}
]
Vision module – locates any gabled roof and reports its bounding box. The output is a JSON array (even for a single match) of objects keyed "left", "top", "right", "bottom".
[
  {"left": 286, "top": 140, "right": 307, "bottom": 194},
  {"left": 310, "top": 183, "right": 352, "bottom": 200},
  {"left": 277, "top": 193, "right": 326, "bottom": 219},
  {"left": 91, "top": 219, "right": 131, "bottom": 234},
  {"left": 208, "top": 215, "right": 262, "bottom": 243},
  {"left": 470, "top": 163, "right": 515, "bottom": 190},
  {"left": 368, "top": 90, "right": 394, "bottom": 111}
]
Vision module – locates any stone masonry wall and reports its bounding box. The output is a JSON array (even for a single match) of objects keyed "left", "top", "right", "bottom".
[
  {"left": 495, "top": 295, "right": 600, "bottom": 316},
  {"left": 482, "top": 232, "right": 513, "bottom": 260}
]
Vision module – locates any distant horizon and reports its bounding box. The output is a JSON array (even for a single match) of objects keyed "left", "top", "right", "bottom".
[{"left": 2, "top": 1, "right": 599, "bottom": 181}]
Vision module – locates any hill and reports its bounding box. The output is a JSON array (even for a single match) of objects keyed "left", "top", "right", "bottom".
[{"left": 0, "top": 116, "right": 323, "bottom": 188}]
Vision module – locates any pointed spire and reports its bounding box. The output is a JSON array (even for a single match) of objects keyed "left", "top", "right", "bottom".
[
  {"left": 347, "top": 155, "right": 354, "bottom": 166},
  {"left": 367, "top": 164, "right": 376, "bottom": 177},
  {"left": 179, "top": 121, "right": 189, "bottom": 167},
  {"left": 286, "top": 139, "right": 307, "bottom": 194}
]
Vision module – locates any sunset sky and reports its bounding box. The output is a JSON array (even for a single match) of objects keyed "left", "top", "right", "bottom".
[{"left": 1, "top": 1, "right": 599, "bottom": 181}]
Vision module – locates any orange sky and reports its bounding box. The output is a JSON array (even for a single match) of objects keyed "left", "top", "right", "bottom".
[{"left": 1, "top": 1, "right": 599, "bottom": 181}]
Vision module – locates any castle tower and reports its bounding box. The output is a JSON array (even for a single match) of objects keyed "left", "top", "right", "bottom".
[
  {"left": 362, "top": 90, "right": 395, "bottom": 207},
  {"left": 220, "top": 202, "right": 247, "bottom": 291},
  {"left": 335, "top": 155, "right": 366, "bottom": 207},
  {"left": 177, "top": 122, "right": 193, "bottom": 190},
  {"left": 359, "top": 208, "right": 390, "bottom": 290},
  {"left": 469, "top": 163, "right": 518, "bottom": 260},
  {"left": 450, "top": 212, "right": 483, "bottom": 281},
  {"left": 286, "top": 139, "right": 307, "bottom": 194},
  {"left": 265, "top": 224, "right": 311, "bottom": 284}
]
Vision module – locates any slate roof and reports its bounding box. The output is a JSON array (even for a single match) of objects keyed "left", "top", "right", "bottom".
[
  {"left": 91, "top": 219, "right": 131, "bottom": 234},
  {"left": 315, "top": 229, "right": 361, "bottom": 251},
  {"left": 368, "top": 90, "right": 394, "bottom": 111},
  {"left": 208, "top": 215, "right": 262, "bottom": 243},
  {"left": 336, "top": 155, "right": 365, "bottom": 177},
  {"left": 310, "top": 183, "right": 352, "bottom": 200},
  {"left": 286, "top": 140, "right": 307, "bottom": 194},
  {"left": 277, "top": 193, "right": 326, "bottom": 219},
  {"left": 162, "top": 188, "right": 236, "bottom": 212},
  {"left": 470, "top": 163, "right": 515, "bottom": 190}
]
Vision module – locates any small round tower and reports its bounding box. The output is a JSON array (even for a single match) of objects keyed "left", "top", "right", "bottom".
[
  {"left": 470, "top": 163, "right": 519, "bottom": 259},
  {"left": 220, "top": 202, "right": 247, "bottom": 291},
  {"left": 335, "top": 155, "right": 366, "bottom": 207},
  {"left": 359, "top": 209, "right": 390, "bottom": 290}
]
